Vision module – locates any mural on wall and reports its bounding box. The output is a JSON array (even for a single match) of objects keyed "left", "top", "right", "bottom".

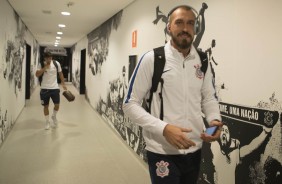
[
  {"left": 152, "top": 6, "right": 169, "bottom": 42},
  {"left": 0, "top": 8, "right": 26, "bottom": 147},
  {"left": 0, "top": 1, "right": 40, "bottom": 147},
  {"left": 87, "top": 11, "right": 123, "bottom": 76},
  {"left": 199, "top": 98, "right": 281, "bottom": 184},
  {"left": 96, "top": 64, "right": 148, "bottom": 161},
  {"left": 33, "top": 40, "right": 39, "bottom": 66},
  {"left": 30, "top": 40, "right": 39, "bottom": 93},
  {"left": 70, "top": 44, "right": 80, "bottom": 89},
  {"left": 0, "top": 107, "right": 14, "bottom": 146},
  {"left": 86, "top": 10, "right": 148, "bottom": 159},
  {"left": 3, "top": 11, "right": 26, "bottom": 97},
  {"left": 193, "top": 2, "right": 208, "bottom": 49}
]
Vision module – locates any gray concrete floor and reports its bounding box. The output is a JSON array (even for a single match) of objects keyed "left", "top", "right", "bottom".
[{"left": 0, "top": 84, "right": 150, "bottom": 184}]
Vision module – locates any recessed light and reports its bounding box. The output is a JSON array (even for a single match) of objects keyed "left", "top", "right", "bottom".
[
  {"left": 42, "top": 10, "right": 52, "bottom": 14},
  {"left": 57, "top": 32, "right": 63, "bottom": 35},
  {"left": 58, "top": 24, "right": 66, "bottom": 28},
  {"left": 61, "top": 12, "right": 70, "bottom": 16},
  {"left": 56, "top": 36, "right": 61, "bottom": 39}
]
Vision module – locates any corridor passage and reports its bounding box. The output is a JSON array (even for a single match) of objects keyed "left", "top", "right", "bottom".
[{"left": 0, "top": 84, "right": 150, "bottom": 184}]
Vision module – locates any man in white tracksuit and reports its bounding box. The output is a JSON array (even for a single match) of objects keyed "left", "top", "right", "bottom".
[{"left": 123, "top": 5, "right": 223, "bottom": 184}]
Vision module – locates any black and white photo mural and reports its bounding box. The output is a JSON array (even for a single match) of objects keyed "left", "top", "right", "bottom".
[
  {"left": 0, "top": 107, "right": 14, "bottom": 146},
  {"left": 95, "top": 63, "right": 147, "bottom": 160},
  {"left": 86, "top": 10, "right": 123, "bottom": 110},
  {"left": 4, "top": 16, "right": 26, "bottom": 97},
  {"left": 71, "top": 44, "right": 81, "bottom": 89},
  {"left": 0, "top": 8, "right": 26, "bottom": 144},
  {"left": 87, "top": 11, "right": 123, "bottom": 76},
  {"left": 86, "top": 10, "right": 146, "bottom": 158},
  {"left": 0, "top": 0, "right": 40, "bottom": 147},
  {"left": 199, "top": 99, "right": 281, "bottom": 184},
  {"left": 30, "top": 40, "right": 40, "bottom": 92}
]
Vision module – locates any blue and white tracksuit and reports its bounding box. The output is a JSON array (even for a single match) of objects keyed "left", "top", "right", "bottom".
[{"left": 123, "top": 42, "right": 221, "bottom": 155}]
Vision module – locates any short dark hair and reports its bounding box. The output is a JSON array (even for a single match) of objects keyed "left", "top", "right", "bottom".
[
  {"left": 167, "top": 5, "right": 197, "bottom": 23},
  {"left": 44, "top": 51, "right": 52, "bottom": 58}
]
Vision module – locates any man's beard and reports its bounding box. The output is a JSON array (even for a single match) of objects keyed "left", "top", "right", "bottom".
[{"left": 171, "top": 31, "right": 193, "bottom": 49}]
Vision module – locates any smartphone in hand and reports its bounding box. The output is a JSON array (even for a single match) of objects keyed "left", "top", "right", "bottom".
[{"left": 205, "top": 126, "right": 218, "bottom": 136}]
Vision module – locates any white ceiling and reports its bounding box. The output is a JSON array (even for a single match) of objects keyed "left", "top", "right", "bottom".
[{"left": 8, "top": 0, "right": 135, "bottom": 47}]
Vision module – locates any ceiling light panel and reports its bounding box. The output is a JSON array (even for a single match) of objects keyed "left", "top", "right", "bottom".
[{"left": 61, "top": 12, "right": 70, "bottom": 16}]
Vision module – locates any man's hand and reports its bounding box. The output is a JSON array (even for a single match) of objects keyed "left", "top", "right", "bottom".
[
  {"left": 62, "top": 84, "right": 67, "bottom": 91},
  {"left": 44, "top": 60, "right": 51, "bottom": 71},
  {"left": 163, "top": 124, "right": 196, "bottom": 149},
  {"left": 35, "top": 62, "right": 49, "bottom": 77},
  {"left": 201, "top": 120, "right": 223, "bottom": 143}
]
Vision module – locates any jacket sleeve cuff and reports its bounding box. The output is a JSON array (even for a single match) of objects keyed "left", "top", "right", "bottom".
[
  {"left": 206, "top": 115, "right": 222, "bottom": 125},
  {"left": 154, "top": 119, "right": 168, "bottom": 136}
]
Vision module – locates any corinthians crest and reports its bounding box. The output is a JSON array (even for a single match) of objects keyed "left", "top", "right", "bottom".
[
  {"left": 194, "top": 64, "right": 204, "bottom": 79},
  {"left": 156, "top": 160, "right": 169, "bottom": 178}
]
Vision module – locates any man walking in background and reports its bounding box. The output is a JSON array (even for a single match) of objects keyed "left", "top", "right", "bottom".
[{"left": 36, "top": 52, "right": 67, "bottom": 130}]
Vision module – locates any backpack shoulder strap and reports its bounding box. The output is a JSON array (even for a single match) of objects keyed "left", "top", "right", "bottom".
[
  {"left": 52, "top": 60, "right": 59, "bottom": 71},
  {"left": 197, "top": 49, "right": 208, "bottom": 75},
  {"left": 151, "top": 46, "right": 166, "bottom": 92},
  {"left": 40, "top": 61, "right": 44, "bottom": 68},
  {"left": 38, "top": 61, "right": 45, "bottom": 85},
  {"left": 145, "top": 46, "right": 166, "bottom": 119},
  {"left": 52, "top": 60, "right": 62, "bottom": 83}
]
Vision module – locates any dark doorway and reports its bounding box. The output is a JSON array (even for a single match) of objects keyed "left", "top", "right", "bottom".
[
  {"left": 25, "top": 44, "right": 31, "bottom": 100},
  {"left": 80, "top": 49, "right": 86, "bottom": 94},
  {"left": 128, "top": 55, "right": 137, "bottom": 82}
]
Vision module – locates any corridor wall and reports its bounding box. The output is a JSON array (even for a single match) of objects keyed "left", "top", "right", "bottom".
[
  {"left": 71, "top": 0, "right": 281, "bottom": 183},
  {"left": 0, "top": 0, "right": 40, "bottom": 146}
]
